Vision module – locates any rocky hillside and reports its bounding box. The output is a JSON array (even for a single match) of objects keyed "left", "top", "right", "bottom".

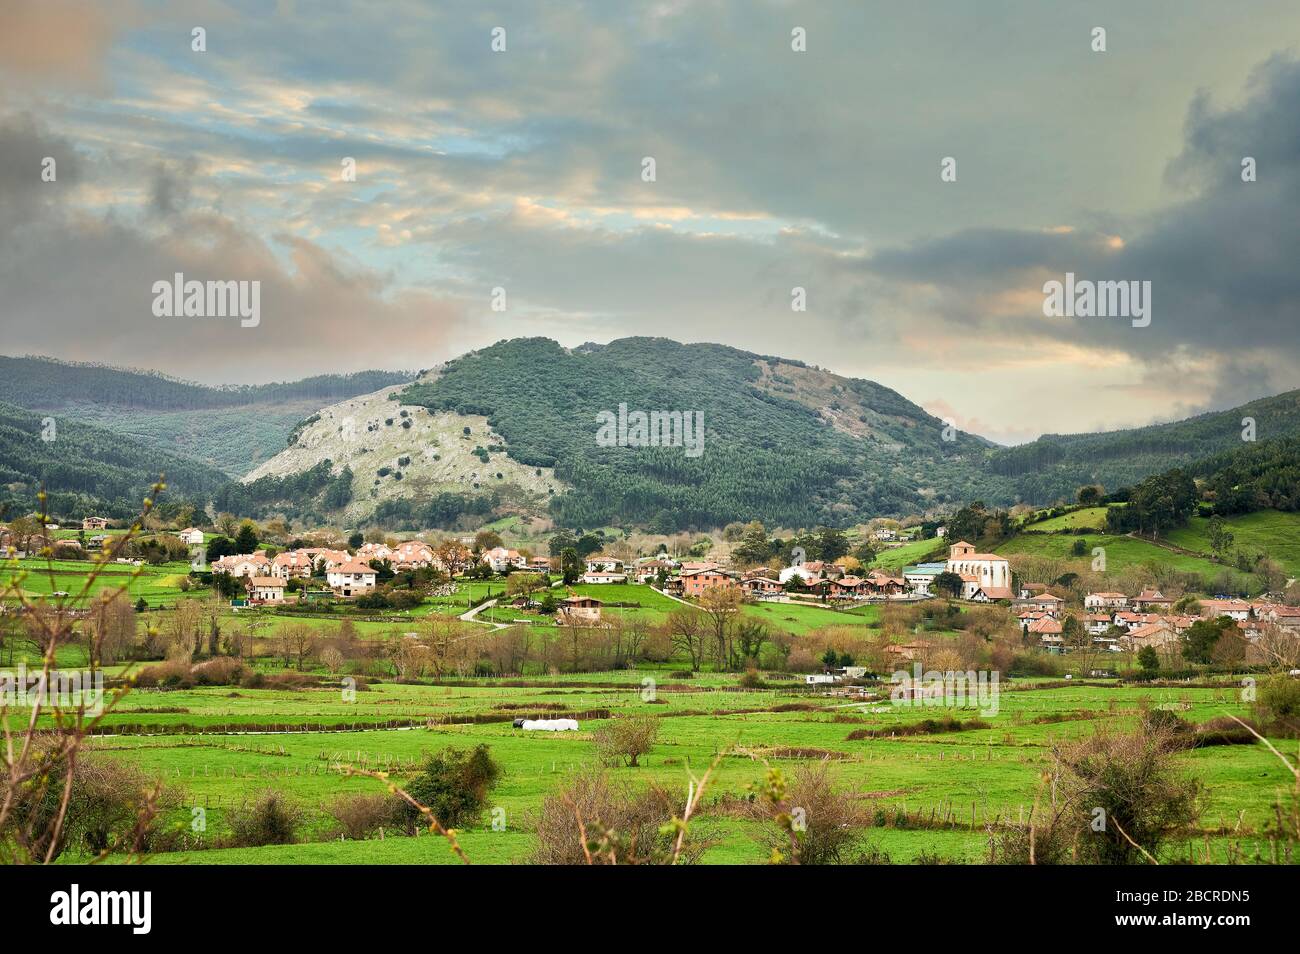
[{"left": 243, "top": 383, "right": 564, "bottom": 526}]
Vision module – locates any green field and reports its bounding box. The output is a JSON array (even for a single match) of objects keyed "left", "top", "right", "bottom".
[
  {"left": 1023, "top": 507, "right": 1111, "bottom": 533},
  {"left": 997, "top": 533, "right": 1257, "bottom": 589},
  {"left": 55, "top": 674, "right": 1294, "bottom": 866},
  {"left": 1163, "top": 511, "right": 1300, "bottom": 579},
  {"left": 870, "top": 537, "right": 945, "bottom": 571}
]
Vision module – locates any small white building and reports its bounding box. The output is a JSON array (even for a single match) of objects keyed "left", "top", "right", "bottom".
[{"left": 327, "top": 560, "right": 377, "bottom": 597}]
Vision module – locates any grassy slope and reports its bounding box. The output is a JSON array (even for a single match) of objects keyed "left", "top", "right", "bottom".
[
  {"left": 870, "top": 537, "right": 945, "bottom": 570},
  {"left": 1163, "top": 510, "right": 1300, "bottom": 579},
  {"left": 1023, "top": 507, "right": 1110, "bottom": 532},
  {"left": 997, "top": 533, "right": 1256, "bottom": 586}
]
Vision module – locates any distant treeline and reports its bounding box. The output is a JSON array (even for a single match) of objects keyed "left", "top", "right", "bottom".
[{"left": 0, "top": 356, "right": 409, "bottom": 411}]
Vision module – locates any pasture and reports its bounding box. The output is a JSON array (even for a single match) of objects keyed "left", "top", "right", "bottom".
[{"left": 66, "top": 673, "right": 1294, "bottom": 865}]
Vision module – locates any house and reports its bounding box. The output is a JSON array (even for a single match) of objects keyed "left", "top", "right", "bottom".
[
  {"left": 271, "top": 549, "right": 317, "bottom": 579},
  {"left": 1132, "top": 589, "right": 1173, "bottom": 611},
  {"left": 873, "top": 527, "right": 897, "bottom": 542},
  {"left": 356, "top": 542, "right": 394, "bottom": 564},
  {"left": 528, "top": 556, "right": 553, "bottom": 573},
  {"left": 979, "top": 586, "right": 1015, "bottom": 601},
  {"left": 1084, "top": 592, "right": 1129, "bottom": 611},
  {"left": 1014, "top": 593, "right": 1065, "bottom": 615},
  {"left": 326, "top": 560, "right": 377, "bottom": 597},
  {"left": 1028, "top": 616, "right": 1064, "bottom": 651},
  {"left": 1198, "top": 599, "right": 1252, "bottom": 621},
  {"left": 391, "top": 541, "right": 435, "bottom": 571},
  {"left": 829, "top": 576, "right": 866, "bottom": 600},
  {"left": 1085, "top": 613, "right": 1115, "bottom": 636},
  {"left": 1124, "top": 618, "right": 1181, "bottom": 650},
  {"left": 1019, "top": 583, "right": 1048, "bottom": 598},
  {"left": 1253, "top": 603, "right": 1300, "bottom": 630},
  {"left": 636, "top": 560, "right": 672, "bottom": 583},
  {"left": 82, "top": 516, "right": 109, "bottom": 531},
  {"left": 681, "top": 568, "right": 739, "bottom": 596},
  {"left": 778, "top": 564, "right": 819, "bottom": 585},
  {"left": 212, "top": 552, "right": 271, "bottom": 578},
  {"left": 556, "top": 594, "right": 602, "bottom": 625},
  {"left": 177, "top": 528, "right": 205, "bottom": 546},
  {"left": 805, "top": 673, "right": 841, "bottom": 685},
  {"left": 582, "top": 570, "right": 628, "bottom": 584},
  {"left": 482, "top": 546, "right": 528, "bottom": 572},
  {"left": 945, "top": 541, "right": 1011, "bottom": 593},
  {"left": 585, "top": 556, "right": 625, "bottom": 574},
  {"left": 740, "top": 576, "right": 782, "bottom": 597},
  {"left": 247, "top": 576, "right": 287, "bottom": 604}
]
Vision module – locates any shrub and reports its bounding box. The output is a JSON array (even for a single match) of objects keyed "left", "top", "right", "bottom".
[
  {"left": 190, "top": 657, "right": 245, "bottom": 686},
  {"left": 1254, "top": 674, "right": 1300, "bottom": 737},
  {"left": 133, "top": 658, "right": 192, "bottom": 688},
  {"left": 398, "top": 744, "right": 501, "bottom": 833},
  {"left": 227, "top": 790, "right": 302, "bottom": 847},
  {"left": 326, "top": 793, "right": 403, "bottom": 840},
  {"left": 988, "top": 725, "right": 1200, "bottom": 865},
  {"left": 530, "top": 771, "right": 699, "bottom": 865},
  {"left": 592, "top": 716, "right": 659, "bottom": 768},
  {"left": 748, "top": 761, "right": 866, "bottom": 865},
  {"left": 738, "top": 668, "right": 767, "bottom": 689}
]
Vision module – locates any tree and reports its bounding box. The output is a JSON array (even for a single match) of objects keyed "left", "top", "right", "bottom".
[
  {"left": 506, "top": 573, "right": 544, "bottom": 601},
  {"left": 1207, "top": 516, "right": 1234, "bottom": 562},
  {"left": 592, "top": 716, "right": 659, "bottom": 768},
  {"left": 815, "top": 526, "right": 848, "bottom": 563},
  {"left": 697, "top": 585, "right": 742, "bottom": 669},
  {"left": 933, "top": 571, "right": 964, "bottom": 599},
  {"left": 234, "top": 521, "right": 260, "bottom": 553},
  {"left": 1077, "top": 485, "right": 1103, "bottom": 506},
  {"left": 347, "top": 531, "right": 364, "bottom": 550},
  {"left": 667, "top": 609, "right": 709, "bottom": 671},
  {"left": 473, "top": 529, "right": 503, "bottom": 553},
  {"left": 733, "top": 520, "right": 771, "bottom": 566},
  {"left": 560, "top": 547, "right": 581, "bottom": 584},
  {"left": 1181, "top": 616, "right": 1235, "bottom": 665},
  {"left": 1137, "top": 645, "right": 1160, "bottom": 673}
]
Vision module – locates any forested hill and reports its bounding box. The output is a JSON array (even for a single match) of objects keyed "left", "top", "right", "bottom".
[
  {"left": 987, "top": 388, "right": 1300, "bottom": 503},
  {"left": 0, "top": 356, "right": 408, "bottom": 410},
  {"left": 400, "top": 336, "right": 1002, "bottom": 530},
  {"left": 0, "top": 401, "right": 227, "bottom": 520},
  {"left": 0, "top": 356, "right": 411, "bottom": 477}
]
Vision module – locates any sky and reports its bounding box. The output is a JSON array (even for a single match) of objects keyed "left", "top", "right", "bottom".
[{"left": 1, "top": 0, "right": 1299, "bottom": 445}]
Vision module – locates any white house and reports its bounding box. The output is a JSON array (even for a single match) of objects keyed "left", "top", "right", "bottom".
[
  {"left": 582, "top": 571, "right": 627, "bottom": 584},
  {"left": 482, "top": 546, "right": 528, "bottom": 572},
  {"left": 177, "top": 528, "right": 205, "bottom": 546},
  {"left": 1084, "top": 592, "right": 1129, "bottom": 611},
  {"left": 327, "top": 560, "right": 377, "bottom": 597},
  {"left": 585, "top": 556, "right": 625, "bottom": 574}
]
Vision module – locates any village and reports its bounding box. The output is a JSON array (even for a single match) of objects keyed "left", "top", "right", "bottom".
[{"left": 13, "top": 507, "right": 1283, "bottom": 678}]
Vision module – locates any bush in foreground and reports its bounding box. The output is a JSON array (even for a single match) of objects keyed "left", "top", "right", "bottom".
[{"left": 399, "top": 744, "right": 501, "bottom": 833}]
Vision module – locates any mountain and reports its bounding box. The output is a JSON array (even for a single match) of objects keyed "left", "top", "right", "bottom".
[
  {"left": 395, "top": 337, "right": 1001, "bottom": 530},
  {"left": 0, "top": 401, "right": 228, "bottom": 520},
  {"left": 986, "top": 389, "right": 1300, "bottom": 502},
  {"left": 0, "top": 357, "right": 410, "bottom": 476}
]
